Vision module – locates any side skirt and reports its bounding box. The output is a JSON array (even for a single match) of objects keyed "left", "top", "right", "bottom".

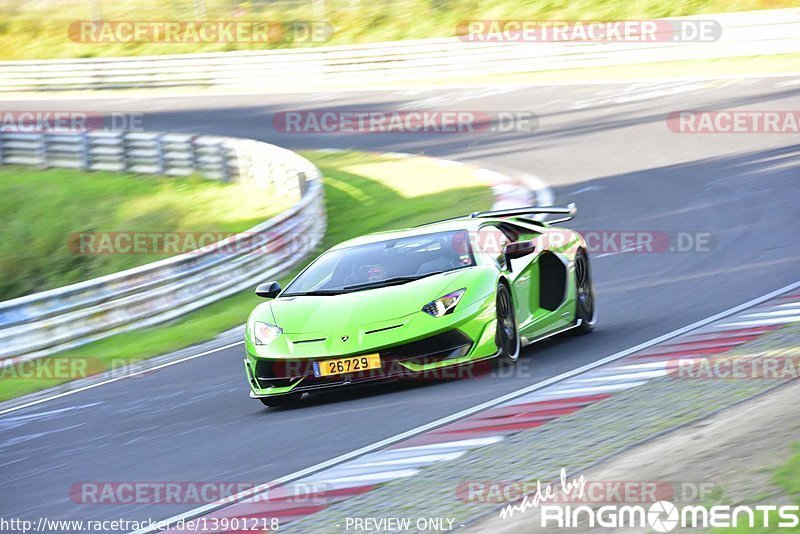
[{"left": 520, "top": 319, "right": 583, "bottom": 347}]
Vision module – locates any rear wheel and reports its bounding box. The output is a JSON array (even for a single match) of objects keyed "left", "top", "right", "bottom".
[
  {"left": 495, "top": 284, "right": 521, "bottom": 364},
  {"left": 259, "top": 393, "right": 302, "bottom": 407},
  {"left": 573, "top": 250, "right": 596, "bottom": 334}
]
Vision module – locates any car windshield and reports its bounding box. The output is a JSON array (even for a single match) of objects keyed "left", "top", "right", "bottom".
[{"left": 282, "top": 230, "right": 475, "bottom": 296}]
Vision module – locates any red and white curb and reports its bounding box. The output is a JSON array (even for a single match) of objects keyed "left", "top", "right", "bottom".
[{"left": 142, "top": 282, "right": 800, "bottom": 533}]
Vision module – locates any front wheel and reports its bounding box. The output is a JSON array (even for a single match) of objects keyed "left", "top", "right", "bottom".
[
  {"left": 573, "top": 250, "right": 596, "bottom": 334},
  {"left": 495, "top": 284, "right": 521, "bottom": 364}
]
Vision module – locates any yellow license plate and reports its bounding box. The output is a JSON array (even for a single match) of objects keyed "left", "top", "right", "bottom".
[{"left": 313, "top": 354, "right": 381, "bottom": 377}]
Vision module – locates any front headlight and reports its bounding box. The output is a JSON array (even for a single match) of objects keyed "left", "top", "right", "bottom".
[
  {"left": 422, "top": 288, "right": 466, "bottom": 318},
  {"left": 253, "top": 322, "right": 282, "bottom": 345}
]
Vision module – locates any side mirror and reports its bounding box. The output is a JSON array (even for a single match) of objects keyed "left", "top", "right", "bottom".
[
  {"left": 255, "top": 281, "right": 282, "bottom": 299},
  {"left": 504, "top": 240, "right": 536, "bottom": 271}
]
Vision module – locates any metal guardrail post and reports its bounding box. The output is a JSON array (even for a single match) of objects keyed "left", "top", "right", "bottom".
[
  {"left": 220, "top": 141, "right": 233, "bottom": 182},
  {"left": 156, "top": 133, "right": 165, "bottom": 175},
  {"left": 80, "top": 132, "right": 89, "bottom": 170},
  {"left": 38, "top": 133, "right": 47, "bottom": 168},
  {"left": 121, "top": 131, "right": 130, "bottom": 171}
]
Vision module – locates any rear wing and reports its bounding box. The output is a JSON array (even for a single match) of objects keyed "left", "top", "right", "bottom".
[{"left": 470, "top": 203, "right": 577, "bottom": 225}]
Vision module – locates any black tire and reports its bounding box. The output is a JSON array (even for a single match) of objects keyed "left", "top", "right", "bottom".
[
  {"left": 495, "top": 283, "right": 521, "bottom": 364},
  {"left": 259, "top": 393, "right": 302, "bottom": 407},
  {"left": 573, "top": 249, "right": 596, "bottom": 334}
]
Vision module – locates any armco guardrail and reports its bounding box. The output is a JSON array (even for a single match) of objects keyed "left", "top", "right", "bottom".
[
  {"left": 0, "top": 9, "right": 798, "bottom": 92},
  {"left": 0, "top": 132, "right": 325, "bottom": 366},
  {"left": 1, "top": 131, "right": 234, "bottom": 180}
]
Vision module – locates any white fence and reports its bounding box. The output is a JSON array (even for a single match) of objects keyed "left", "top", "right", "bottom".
[
  {"left": 0, "top": 9, "right": 798, "bottom": 92},
  {"left": 0, "top": 132, "right": 325, "bottom": 366}
]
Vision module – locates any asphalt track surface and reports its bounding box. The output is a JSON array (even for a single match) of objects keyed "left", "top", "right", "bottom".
[{"left": 1, "top": 76, "right": 799, "bottom": 526}]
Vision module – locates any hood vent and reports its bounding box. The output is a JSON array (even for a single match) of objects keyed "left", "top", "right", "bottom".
[
  {"left": 365, "top": 324, "right": 404, "bottom": 335},
  {"left": 291, "top": 337, "right": 327, "bottom": 344}
]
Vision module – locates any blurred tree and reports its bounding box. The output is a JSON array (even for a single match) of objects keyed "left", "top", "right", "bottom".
[
  {"left": 313, "top": 0, "right": 326, "bottom": 18},
  {"left": 89, "top": 0, "right": 102, "bottom": 21},
  {"left": 193, "top": 0, "right": 207, "bottom": 18}
]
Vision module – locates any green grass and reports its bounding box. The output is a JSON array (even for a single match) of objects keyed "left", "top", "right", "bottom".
[
  {"left": 0, "top": 0, "right": 795, "bottom": 60},
  {"left": 774, "top": 443, "right": 800, "bottom": 496},
  {"left": 711, "top": 441, "right": 800, "bottom": 533},
  {"left": 0, "top": 150, "right": 493, "bottom": 402},
  {"left": 0, "top": 166, "right": 287, "bottom": 301}
]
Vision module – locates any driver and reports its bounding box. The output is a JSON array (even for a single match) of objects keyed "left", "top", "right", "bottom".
[{"left": 416, "top": 235, "right": 466, "bottom": 273}]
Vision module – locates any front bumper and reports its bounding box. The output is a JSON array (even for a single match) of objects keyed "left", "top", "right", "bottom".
[
  {"left": 248, "top": 329, "right": 483, "bottom": 397},
  {"left": 245, "top": 298, "right": 499, "bottom": 398}
]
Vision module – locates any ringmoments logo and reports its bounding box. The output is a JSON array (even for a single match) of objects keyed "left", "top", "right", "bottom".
[
  {"left": 497, "top": 468, "right": 800, "bottom": 531},
  {"left": 539, "top": 502, "right": 800, "bottom": 530}
]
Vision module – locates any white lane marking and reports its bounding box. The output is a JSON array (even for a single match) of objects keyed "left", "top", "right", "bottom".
[
  {"left": 131, "top": 280, "right": 800, "bottom": 534},
  {"left": 299, "top": 469, "right": 421, "bottom": 486},
  {"left": 679, "top": 331, "right": 752, "bottom": 342},
  {"left": 391, "top": 436, "right": 503, "bottom": 452},
  {"left": 310, "top": 462, "right": 442, "bottom": 479},
  {"left": 350, "top": 445, "right": 487, "bottom": 463},
  {"left": 571, "top": 184, "right": 604, "bottom": 194},
  {"left": 614, "top": 361, "right": 672, "bottom": 371},
  {"left": 0, "top": 341, "right": 244, "bottom": 417},
  {"left": 714, "top": 316, "right": 800, "bottom": 328},
  {"left": 771, "top": 302, "right": 800, "bottom": 309},
  {"left": 536, "top": 381, "right": 650, "bottom": 396},
  {"left": 595, "top": 241, "right": 650, "bottom": 258},
  {"left": 568, "top": 369, "right": 668, "bottom": 383},
  {"left": 342, "top": 451, "right": 466, "bottom": 469},
  {"left": 739, "top": 309, "right": 800, "bottom": 318}
]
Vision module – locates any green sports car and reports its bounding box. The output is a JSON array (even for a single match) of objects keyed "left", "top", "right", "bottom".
[{"left": 244, "top": 204, "right": 595, "bottom": 406}]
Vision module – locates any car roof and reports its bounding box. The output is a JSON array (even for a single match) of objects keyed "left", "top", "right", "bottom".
[{"left": 329, "top": 217, "right": 531, "bottom": 250}]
